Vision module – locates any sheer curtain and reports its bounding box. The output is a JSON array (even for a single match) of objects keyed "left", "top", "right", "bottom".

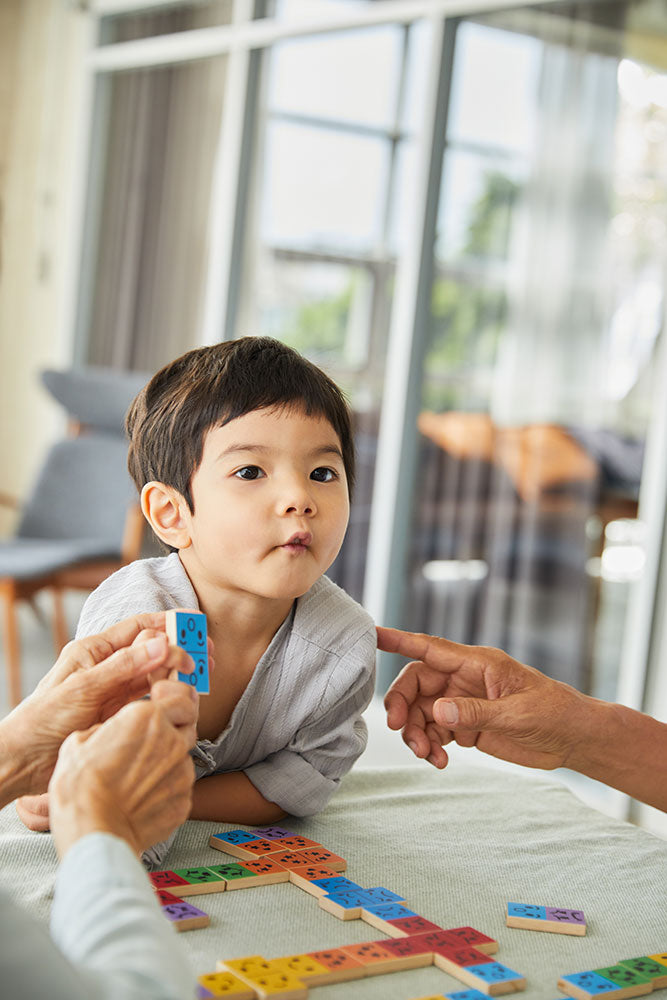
[
  {"left": 82, "top": 7, "right": 230, "bottom": 372},
  {"left": 409, "top": 5, "right": 662, "bottom": 694}
]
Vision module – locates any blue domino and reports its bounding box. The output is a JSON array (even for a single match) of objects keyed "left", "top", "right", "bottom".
[
  {"left": 444, "top": 992, "right": 490, "bottom": 1000},
  {"left": 507, "top": 902, "right": 547, "bottom": 920},
  {"left": 323, "top": 889, "right": 372, "bottom": 908},
  {"left": 560, "top": 973, "right": 620, "bottom": 995},
  {"left": 362, "top": 903, "right": 417, "bottom": 920},
  {"left": 467, "top": 963, "right": 523, "bottom": 984},
  {"left": 172, "top": 611, "right": 209, "bottom": 694},
  {"left": 311, "top": 876, "right": 363, "bottom": 894},
  {"left": 362, "top": 886, "right": 406, "bottom": 905},
  {"left": 211, "top": 829, "right": 262, "bottom": 845}
]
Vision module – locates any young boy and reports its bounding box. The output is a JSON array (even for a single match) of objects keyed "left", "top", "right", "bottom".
[{"left": 75, "top": 338, "right": 376, "bottom": 860}]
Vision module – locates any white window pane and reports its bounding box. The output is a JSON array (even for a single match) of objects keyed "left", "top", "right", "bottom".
[
  {"left": 268, "top": 27, "right": 403, "bottom": 129},
  {"left": 436, "top": 150, "right": 526, "bottom": 263},
  {"left": 273, "top": 0, "right": 370, "bottom": 20},
  {"left": 262, "top": 121, "right": 388, "bottom": 251},
  {"left": 448, "top": 22, "right": 541, "bottom": 154}
]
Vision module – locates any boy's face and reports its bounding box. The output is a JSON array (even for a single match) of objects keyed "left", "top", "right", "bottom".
[{"left": 180, "top": 406, "right": 350, "bottom": 605}]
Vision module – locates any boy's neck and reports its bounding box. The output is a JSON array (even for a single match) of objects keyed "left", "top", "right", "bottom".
[{"left": 178, "top": 552, "right": 295, "bottom": 652}]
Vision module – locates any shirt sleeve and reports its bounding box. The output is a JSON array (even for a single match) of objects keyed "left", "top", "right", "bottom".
[
  {"left": 244, "top": 627, "right": 376, "bottom": 815},
  {"left": 48, "top": 832, "right": 195, "bottom": 1000}
]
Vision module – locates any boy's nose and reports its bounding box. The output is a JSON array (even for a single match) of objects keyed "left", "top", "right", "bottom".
[
  {"left": 283, "top": 497, "right": 315, "bottom": 516},
  {"left": 279, "top": 481, "right": 317, "bottom": 517}
]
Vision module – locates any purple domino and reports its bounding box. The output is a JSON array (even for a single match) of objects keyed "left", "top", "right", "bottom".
[
  {"left": 251, "top": 826, "right": 295, "bottom": 840},
  {"left": 546, "top": 907, "right": 586, "bottom": 925},
  {"left": 163, "top": 901, "right": 208, "bottom": 922}
]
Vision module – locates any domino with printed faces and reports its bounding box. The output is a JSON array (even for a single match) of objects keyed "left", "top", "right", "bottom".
[{"left": 166, "top": 609, "right": 210, "bottom": 693}]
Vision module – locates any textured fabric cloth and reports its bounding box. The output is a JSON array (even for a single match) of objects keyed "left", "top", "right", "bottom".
[
  {"left": 0, "top": 832, "right": 193, "bottom": 999},
  {"left": 76, "top": 554, "right": 377, "bottom": 861},
  {"left": 2, "top": 765, "right": 665, "bottom": 999}
]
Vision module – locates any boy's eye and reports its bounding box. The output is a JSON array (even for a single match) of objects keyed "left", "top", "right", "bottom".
[
  {"left": 310, "top": 467, "right": 337, "bottom": 483},
  {"left": 235, "top": 466, "right": 265, "bottom": 480}
]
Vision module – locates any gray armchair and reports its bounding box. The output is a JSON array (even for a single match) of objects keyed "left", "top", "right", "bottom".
[{"left": 0, "top": 367, "right": 149, "bottom": 706}]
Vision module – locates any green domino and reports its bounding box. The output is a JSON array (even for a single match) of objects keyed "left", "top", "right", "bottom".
[
  {"left": 618, "top": 958, "right": 667, "bottom": 986},
  {"left": 172, "top": 867, "right": 225, "bottom": 884},
  {"left": 207, "top": 863, "right": 256, "bottom": 882},
  {"left": 594, "top": 966, "right": 653, "bottom": 992}
]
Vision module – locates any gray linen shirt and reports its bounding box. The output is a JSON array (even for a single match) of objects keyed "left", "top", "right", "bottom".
[
  {"left": 0, "top": 833, "right": 194, "bottom": 999},
  {"left": 77, "top": 553, "right": 376, "bottom": 822}
]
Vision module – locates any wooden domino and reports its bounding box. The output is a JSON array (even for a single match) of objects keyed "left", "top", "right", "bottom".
[
  {"left": 284, "top": 847, "right": 346, "bottom": 872},
  {"left": 237, "top": 971, "right": 308, "bottom": 998},
  {"left": 154, "top": 887, "right": 184, "bottom": 906},
  {"left": 211, "top": 837, "right": 289, "bottom": 861},
  {"left": 433, "top": 946, "right": 526, "bottom": 996},
  {"left": 305, "top": 948, "right": 366, "bottom": 984},
  {"left": 268, "top": 835, "right": 322, "bottom": 852},
  {"left": 361, "top": 902, "right": 419, "bottom": 934},
  {"left": 197, "top": 971, "right": 258, "bottom": 997},
  {"left": 440, "top": 928, "right": 499, "bottom": 955},
  {"left": 383, "top": 914, "right": 448, "bottom": 938},
  {"left": 507, "top": 902, "right": 586, "bottom": 936},
  {"left": 148, "top": 869, "right": 191, "bottom": 893},
  {"left": 287, "top": 866, "right": 340, "bottom": 895},
  {"left": 269, "top": 954, "right": 333, "bottom": 986},
  {"left": 165, "top": 609, "right": 209, "bottom": 694},
  {"left": 208, "top": 858, "right": 289, "bottom": 889},
  {"left": 618, "top": 957, "right": 667, "bottom": 987},
  {"left": 250, "top": 826, "right": 296, "bottom": 841},
  {"left": 169, "top": 867, "right": 227, "bottom": 895},
  {"left": 218, "top": 956, "right": 274, "bottom": 978},
  {"left": 375, "top": 934, "right": 436, "bottom": 971},
  {"left": 558, "top": 970, "right": 651, "bottom": 1000},
  {"left": 162, "top": 898, "right": 210, "bottom": 931},
  {"left": 307, "top": 875, "right": 363, "bottom": 897},
  {"left": 317, "top": 888, "right": 371, "bottom": 919},
  {"left": 594, "top": 966, "right": 653, "bottom": 997},
  {"left": 339, "top": 940, "right": 399, "bottom": 976}
]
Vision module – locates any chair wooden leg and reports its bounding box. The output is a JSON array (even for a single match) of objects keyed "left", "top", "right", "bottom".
[
  {"left": 51, "top": 588, "right": 69, "bottom": 656},
  {"left": 0, "top": 580, "right": 22, "bottom": 707}
]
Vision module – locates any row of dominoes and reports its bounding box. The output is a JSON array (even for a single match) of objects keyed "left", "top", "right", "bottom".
[
  {"left": 167, "top": 827, "right": 528, "bottom": 998},
  {"left": 405, "top": 954, "right": 667, "bottom": 1000},
  {"left": 558, "top": 953, "right": 667, "bottom": 1000}
]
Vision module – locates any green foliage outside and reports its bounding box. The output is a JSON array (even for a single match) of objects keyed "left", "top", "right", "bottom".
[{"left": 272, "top": 168, "right": 522, "bottom": 412}]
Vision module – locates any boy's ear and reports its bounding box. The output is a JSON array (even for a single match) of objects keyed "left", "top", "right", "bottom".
[{"left": 141, "top": 482, "right": 192, "bottom": 549}]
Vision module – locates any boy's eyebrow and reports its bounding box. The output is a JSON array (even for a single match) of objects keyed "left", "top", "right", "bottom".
[{"left": 219, "top": 442, "right": 344, "bottom": 460}]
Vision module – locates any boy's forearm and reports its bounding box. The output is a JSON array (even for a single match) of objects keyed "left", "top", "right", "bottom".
[
  {"left": 566, "top": 696, "right": 667, "bottom": 813},
  {"left": 190, "top": 771, "right": 287, "bottom": 824}
]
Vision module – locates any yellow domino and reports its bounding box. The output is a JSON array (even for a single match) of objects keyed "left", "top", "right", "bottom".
[
  {"left": 197, "top": 971, "right": 258, "bottom": 997},
  {"left": 269, "top": 955, "right": 332, "bottom": 986}
]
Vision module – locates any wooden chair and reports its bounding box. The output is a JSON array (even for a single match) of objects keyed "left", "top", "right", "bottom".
[{"left": 0, "top": 366, "right": 149, "bottom": 706}]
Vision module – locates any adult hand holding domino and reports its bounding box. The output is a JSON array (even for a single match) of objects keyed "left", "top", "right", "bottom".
[{"left": 165, "top": 609, "right": 211, "bottom": 695}]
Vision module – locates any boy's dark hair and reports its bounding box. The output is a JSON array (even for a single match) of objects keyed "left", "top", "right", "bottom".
[{"left": 126, "top": 337, "right": 355, "bottom": 510}]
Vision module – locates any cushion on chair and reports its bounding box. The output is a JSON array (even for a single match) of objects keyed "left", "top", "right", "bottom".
[
  {"left": 0, "top": 538, "right": 121, "bottom": 582},
  {"left": 41, "top": 367, "right": 149, "bottom": 434},
  {"left": 16, "top": 435, "right": 137, "bottom": 545}
]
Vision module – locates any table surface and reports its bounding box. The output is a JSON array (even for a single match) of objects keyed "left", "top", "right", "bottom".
[{"left": 2, "top": 763, "right": 666, "bottom": 1000}]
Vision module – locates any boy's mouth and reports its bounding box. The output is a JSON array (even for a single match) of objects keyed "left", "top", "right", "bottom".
[{"left": 281, "top": 532, "right": 312, "bottom": 551}]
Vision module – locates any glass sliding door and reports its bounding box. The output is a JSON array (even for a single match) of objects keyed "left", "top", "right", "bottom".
[{"left": 393, "top": 1, "right": 667, "bottom": 812}]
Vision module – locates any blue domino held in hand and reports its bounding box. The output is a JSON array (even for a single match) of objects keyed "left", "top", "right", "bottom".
[{"left": 166, "top": 610, "right": 209, "bottom": 694}]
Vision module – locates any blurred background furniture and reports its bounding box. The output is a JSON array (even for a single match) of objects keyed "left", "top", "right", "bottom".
[{"left": 0, "top": 367, "right": 149, "bottom": 706}]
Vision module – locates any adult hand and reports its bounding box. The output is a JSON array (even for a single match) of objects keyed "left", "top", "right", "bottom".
[
  {"left": 49, "top": 686, "right": 196, "bottom": 859},
  {"left": 0, "top": 613, "right": 197, "bottom": 806},
  {"left": 14, "top": 651, "right": 201, "bottom": 832},
  {"left": 378, "top": 626, "right": 589, "bottom": 772}
]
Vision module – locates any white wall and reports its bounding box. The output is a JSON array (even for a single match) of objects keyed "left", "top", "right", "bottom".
[{"left": 0, "top": 0, "right": 89, "bottom": 533}]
